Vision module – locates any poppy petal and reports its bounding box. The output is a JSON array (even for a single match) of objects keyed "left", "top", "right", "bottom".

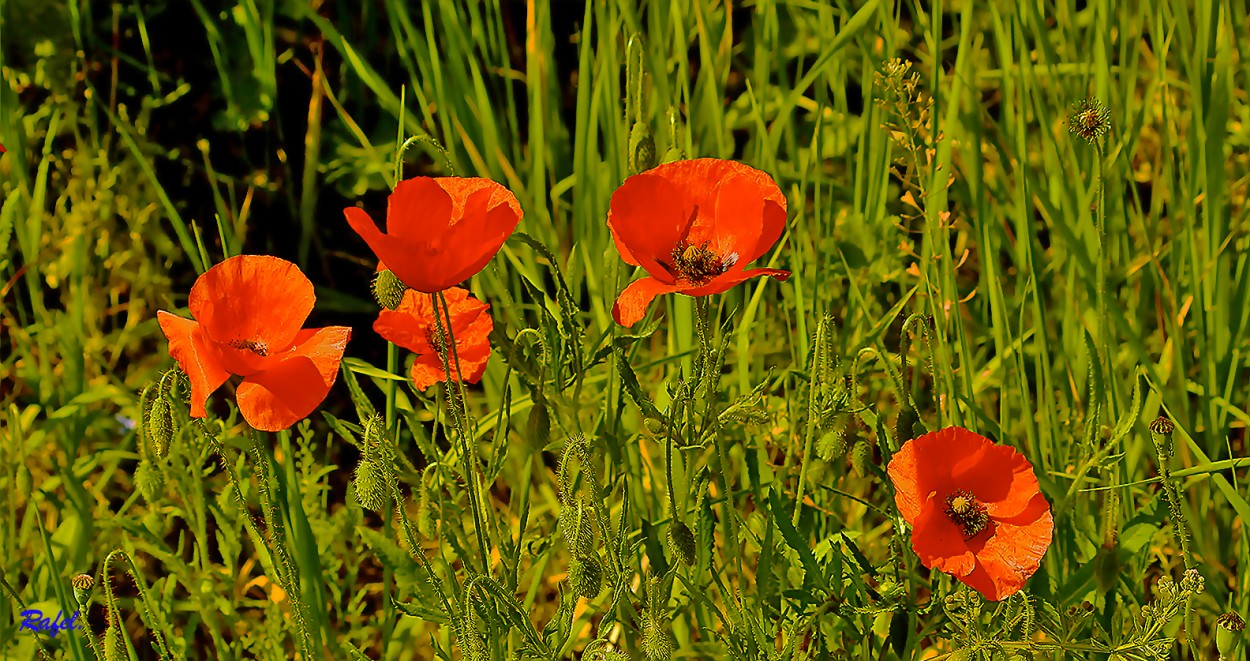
[
  {"left": 607, "top": 173, "right": 694, "bottom": 282},
  {"left": 235, "top": 326, "right": 351, "bottom": 431},
  {"left": 374, "top": 290, "right": 437, "bottom": 352},
  {"left": 442, "top": 193, "right": 523, "bottom": 288},
  {"left": 189, "top": 255, "right": 315, "bottom": 353},
  {"left": 410, "top": 337, "right": 491, "bottom": 390},
  {"left": 682, "top": 267, "right": 791, "bottom": 297},
  {"left": 612, "top": 276, "right": 685, "bottom": 327},
  {"left": 387, "top": 177, "right": 454, "bottom": 241},
  {"left": 744, "top": 199, "right": 787, "bottom": 265},
  {"left": 157, "top": 311, "right": 230, "bottom": 418},
  {"left": 962, "top": 498, "right": 1054, "bottom": 600},
  {"left": 911, "top": 500, "right": 978, "bottom": 577},
  {"left": 682, "top": 174, "right": 766, "bottom": 258},
  {"left": 346, "top": 207, "right": 442, "bottom": 292}
]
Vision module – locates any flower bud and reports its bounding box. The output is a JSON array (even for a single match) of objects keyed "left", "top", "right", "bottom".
[
  {"left": 353, "top": 456, "right": 391, "bottom": 512},
  {"left": 641, "top": 610, "right": 673, "bottom": 661},
  {"left": 1217, "top": 612, "right": 1245, "bottom": 658},
  {"left": 561, "top": 498, "right": 595, "bottom": 558},
  {"left": 661, "top": 147, "right": 683, "bottom": 164},
  {"left": 1093, "top": 544, "right": 1120, "bottom": 595},
  {"left": 1149, "top": 415, "right": 1175, "bottom": 460},
  {"left": 145, "top": 394, "right": 174, "bottom": 459},
  {"left": 72, "top": 573, "right": 95, "bottom": 607},
  {"left": 629, "top": 122, "right": 657, "bottom": 174},
  {"left": 102, "top": 618, "right": 125, "bottom": 661},
  {"left": 896, "top": 408, "right": 920, "bottom": 444},
  {"left": 668, "top": 520, "right": 696, "bottom": 567},
  {"left": 371, "top": 269, "right": 408, "bottom": 311},
  {"left": 851, "top": 438, "right": 873, "bottom": 477},
  {"left": 888, "top": 608, "right": 910, "bottom": 656},
  {"left": 134, "top": 459, "right": 164, "bottom": 503},
  {"left": 816, "top": 427, "right": 848, "bottom": 462},
  {"left": 568, "top": 554, "right": 603, "bottom": 600},
  {"left": 528, "top": 398, "right": 550, "bottom": 448}
]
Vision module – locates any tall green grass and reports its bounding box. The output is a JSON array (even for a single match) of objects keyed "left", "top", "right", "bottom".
[{"left": 2, "top": 0, "right": 1248, "bottom": 659}]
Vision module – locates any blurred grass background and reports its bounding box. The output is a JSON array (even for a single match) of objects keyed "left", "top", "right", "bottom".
[{"left": 1, "top": 0, "right": 1249, "bottom": 658}]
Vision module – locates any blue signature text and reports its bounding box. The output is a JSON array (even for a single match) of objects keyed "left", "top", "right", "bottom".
[{"left": 19, "top": 609, "right": 82, "bottom": 637}]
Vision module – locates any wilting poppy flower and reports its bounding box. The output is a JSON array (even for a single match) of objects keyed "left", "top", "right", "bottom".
[
  {"left": 887, "top": 426, "right": 1053, "bottom": 601},
  {"left": 374, "top": 286, "right": 493, "bottom": 390},
  {"left": 344, "top": 177, "right": 523, "bottom": 293},
  {"left": 157, "top": 255, "right": 351, "bottom": 432},
  {"left": 606, "top": 158, "right": 790, "bottom": 326}
]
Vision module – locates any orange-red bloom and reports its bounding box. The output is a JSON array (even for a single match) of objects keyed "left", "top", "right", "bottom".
[
  {"left": 344, "top": 177, "right": 523, "bottom": 293},
  {"left": 887, "top": 426, "right": 1053, "bottom": 601},
  {"left": 373, "top": 286, "right": 493, "bottom": 390},
  {"left": 606, "top": 158, "right": 790, "bottom": 326},
  {"left": 156, "top": 255, "right": 351, "bottom": 432}
]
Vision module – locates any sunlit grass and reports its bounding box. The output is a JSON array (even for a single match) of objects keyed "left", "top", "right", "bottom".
[{"left": 2, "top": 0, "right": 1248, "bottom": 659}]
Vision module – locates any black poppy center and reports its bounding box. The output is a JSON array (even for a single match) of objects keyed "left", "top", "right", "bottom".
[{"left": 667, "top": 241, "right": 737, "bottom": 285}]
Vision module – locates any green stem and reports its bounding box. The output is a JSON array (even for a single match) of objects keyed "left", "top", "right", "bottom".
[{"left": 430, "top": 291, "right": 491, "bottom": 575}]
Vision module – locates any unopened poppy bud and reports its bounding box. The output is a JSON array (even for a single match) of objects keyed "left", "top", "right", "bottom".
[
  {"left": 568, "top": 554, "right": 603, "bottom": 600},
  {"left": 134, "top": 459, "right": 164, "bottom": 503},
  {"left": 896, "top": 408, "right": 920, "bottom": 444},
  {"left": 888, "top": 609, "right": 910, "bottom": 656},
  {"left": 145, "top": 394, "right": 174, "bottom": 459},
  {"left": 851, "top": 438, "right": 873, "bottom": 477},
  {"left": 528, "top": 399, "right": 550, "bottom": 448},
  {"left": 1149, "top": 415, "right": 1175, "bottom": 460},
  {"left": 72, "top": 573, "right": 95, "bottom": 606},
  {"left": 561, "top": 499, "right": 595, "bottom": 558},
  {"left": 668, "top": 520, "right": 696, "bottom": 567},
  {"left": 371, "top": 269, "right": 408, "bottom": 311},
  {"left": 353, "top": 456, "right": 391, "bottom": 512},
  {"left": 661, "top": 146, "right": 682, "bottom": 164},
  {"left": 816, "top": 427, "right": 848, "bottom": 462},
  {"left": 1217, "top": 612, "right": 1245, "bottom": 658},
  {"left": 629, "top": 122, "right": 657, "bottom": 174},
  {"left": 1093, "top": 544, "right": 1120, "bottom": 595},
  {"left": 641, "top": 611, "right": 673, "bottom": 661},
  {"left": 416, "top": 474, "right": 438, "bottom": 537}
]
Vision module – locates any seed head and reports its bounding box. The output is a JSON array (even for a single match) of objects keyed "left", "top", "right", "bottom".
[
  {"left": 1217, "top": 612, "right": 1245, "bottom": 658},
  {"left": 72, "top": 573, "right": 95, "bottom": 606},
  {"left": 1068, "top": 98, "right": 1111, "bottom": 144}
]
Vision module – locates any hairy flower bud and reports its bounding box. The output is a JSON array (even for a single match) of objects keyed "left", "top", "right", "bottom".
[
  {"left": 851, "top": 438, "right": 873, "bottom": 478},
  {"left": 568, "top": 554, "right": 603, "bottom": 600},
  {"left": 668, "top": 520, "right": 696, "bottom": 567},
  {"left": 629, "top": 122, "right": 657, "bottom": 174},
  {"left": 896, "top": 408, "right": 920, "bottom": 444},
  {"left": 371, "top": 269, "right": 408, "bottom": 311},
  {"left": 145, "top": 394, "right": 174, "bottom": 459},
  {"left": 134, "top": 459, "right": 164, "bottom": 503}
]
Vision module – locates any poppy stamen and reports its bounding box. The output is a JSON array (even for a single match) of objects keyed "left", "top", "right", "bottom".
[
  {"left": 669, "top": 241, "right": 732, "bottom": 285},
  {"left": 228, "top": 339, "right": 270, "bottom": 357},
  {"left": 944, "top": 489, "right": 989, "bottom": 539}
]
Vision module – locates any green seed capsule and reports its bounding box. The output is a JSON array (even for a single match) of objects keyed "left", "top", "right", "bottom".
[{"left": 1217, "top": 612, "right": 1245, "bottom": 658}]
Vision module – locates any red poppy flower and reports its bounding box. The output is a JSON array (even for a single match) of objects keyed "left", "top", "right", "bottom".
[
  {"left": 373, "top": 286, "right": 493, "bottom": 390},
  {"left": 156, "top": 255, "right": 352, "bottom": 432},
  {"left": 886, "top": 426, "right": 1054, "bottom": 601},
  {"left": 0, "top": 143, "right": 6, "bottom": 153},
  {"left": 606, "top": 158, "right": 790, "bottom": 326},
  {"left": 344, "top": 177, "right": 523, "bottom": 294}
]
